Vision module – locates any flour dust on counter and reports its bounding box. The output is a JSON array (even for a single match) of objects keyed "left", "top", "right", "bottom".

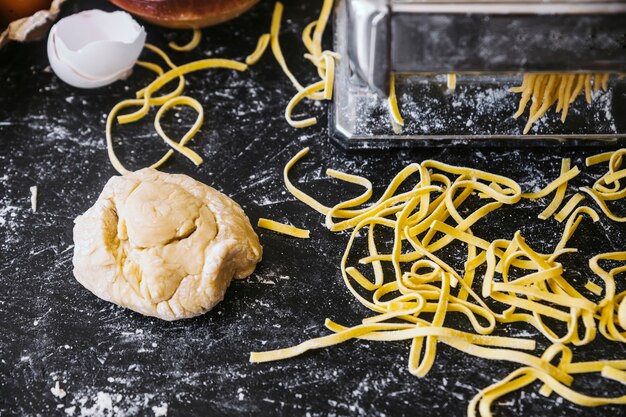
[{"left": 2, "top": 0, "right": 626, "bottom": 417}]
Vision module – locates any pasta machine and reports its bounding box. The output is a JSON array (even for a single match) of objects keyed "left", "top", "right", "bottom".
[{"left": 330, "top": 0, "right": 626, "bottom": 147}]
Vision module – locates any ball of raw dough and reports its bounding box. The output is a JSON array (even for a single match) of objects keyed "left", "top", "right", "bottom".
[{"left": 72, "top": 168, "right": 262, "bottom": 320}]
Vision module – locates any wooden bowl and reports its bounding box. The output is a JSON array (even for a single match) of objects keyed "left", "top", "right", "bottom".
[{"left": 108, "top": 0, "right": 259, "bottom": 29}]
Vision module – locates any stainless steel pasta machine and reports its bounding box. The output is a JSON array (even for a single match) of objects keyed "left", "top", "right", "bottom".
[{"left": 330, "top": 0, "right": 626, "bottom": 147}]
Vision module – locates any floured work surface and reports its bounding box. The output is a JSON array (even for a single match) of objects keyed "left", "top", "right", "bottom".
[{"left": 2, "top": 1, "right": 626, "bottom": 416}]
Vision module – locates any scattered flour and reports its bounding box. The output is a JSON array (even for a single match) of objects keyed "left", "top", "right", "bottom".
[
  {"left": 51, "top": 381, "right": 67, "bottom": 399},
  {"left": 151, "top": 402, "right": 168, "bottom": 417}
]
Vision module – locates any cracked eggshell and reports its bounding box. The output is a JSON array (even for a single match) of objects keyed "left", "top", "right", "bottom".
[
  {"left": 47, "top": 9, "right": 146, "bottom": 89},
  {"left": 0, "top": 0, "right": 66, "bottom": 49}
]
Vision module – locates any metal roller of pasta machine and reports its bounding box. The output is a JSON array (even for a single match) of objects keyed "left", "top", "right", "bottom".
[{"left": 330, "top": 0, "right": 626, "bottom": 148}]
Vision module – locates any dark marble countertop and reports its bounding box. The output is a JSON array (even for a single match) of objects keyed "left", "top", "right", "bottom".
[{"left": 1, "top": 1, "right": 626, "bottom": 416}]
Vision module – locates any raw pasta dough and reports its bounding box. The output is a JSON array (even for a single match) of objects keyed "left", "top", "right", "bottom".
[{"left": 72, "top": 168, "right": 262, "bottom": 320}]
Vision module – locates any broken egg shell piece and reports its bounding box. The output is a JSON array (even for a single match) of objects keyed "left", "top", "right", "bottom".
[{"left": 47, "top": 9, "right": 146, "bottom": 89}]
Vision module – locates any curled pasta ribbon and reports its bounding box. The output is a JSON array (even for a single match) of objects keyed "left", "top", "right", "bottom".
[
  {"left": 107, "top": 96, "right": 203, "bottom": 174},
  {"left": 538, "top": 158, "right": 570, "bottom": 220},
  {"left": 118, "top": 58, "right": 247, "bottom": 125},
  {"left": 246, "top": 33, "right": 270, "bottom": 65},
  {"left": 270, "top": 2, "right": 305, "bottom": 91},
  {"left": 136, "top": 44, "right": 185, "bottom": 105},
  {"left": 107, "top": 58, "right": 246, "bottom": 174},
  {"left": 270, "top": 0, "right": 336, "bottom": 127},
  {"left": 579, "top": 149, "right": 626, "bottom": 222},
  {"left": 136, "top": 60, "right": 164, "bottom": 77},
  {"left": 469, "top": 345, "right": 626, "bottom": 417},
  {"left": 589, "top": 252, "right": 626, "bottom": 342},
  {"left": 523, "top": 165, "right": 580, "bottom": 199},
  {"left": 554, "top": 193, "right": 585, "bottom": 223},
  {"left": 153, "top": 96, "right": 204, "bottom": 166},
  {"left": 285, "top": 81, "right": 325, "bottom": 128},
  {"left": 168, "top": 28, "right": 202, "bottom": 52}
]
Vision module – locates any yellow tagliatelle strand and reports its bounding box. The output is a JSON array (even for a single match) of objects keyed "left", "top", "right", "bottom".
[
  {"left": 136, "top": 44, "right": 186, "bottom": 104},
  {"left": 285, "top": 81, "right": 325, "bottom": 128},
  {"left": 246, "top": 33, "right": 271, "bottom": 65},
  {"left": 283, "top": 147, "right": 331, "bottom": 214},
  {"left": 106, "top": 58, "right": 247, "bottom": 174},
  {"left": 106, "top": 97, "right": 203, "bottom": 174},
  {"left": 153, "top": 96, "right": 204, "bottom": 166},
  {"left": 585, "top": 280, "right": 603, "bottom": 296},
  {"left": 269, "top": 0, "right": 337, "bottom": 128},
  {"left": 538, "top": 158, "right": 570, "bottom": 220},
  {"left": 168, "top": 28, "right": 202, "bottom": 52},
  {"left": 136, "top": 60, "right": 164, "bottom": 76},
  {"left": 447, "top": 74, "right": 457, "bottom": 91},
  {"left": 578, "top": 148, "right": 626, "bottom": 222},
  {"left": 311, "top": 0, "right": 332, "bottom": 59},
  {"left": 602, "top": 366, "right": 626, "bottom": 385},
  {"left": 270, "top": 2, "right": 305, "bottom": 91},
  {"left": 257, "top": 218, "right": 310, "bottom": 239},
  {"left": 251, "top": 147, "right": 626, "bottom": 417},
  {"left": 523, "top": 166, "right": 580, "bottom": 199},
  {"left": 302, "top": 20, "right": 317, "bottom": 55},
  {"left": 554, "top": 193, "right": 585, "bottom": 223},
  {"left": 107, "top": 99, "right": 143, "bottom": 175},
  {"left": 118, "top": 58, "right": 247, "bottom": 125},
  {"left": 388, "top": 73, "right": 404, "bottom": 127}
]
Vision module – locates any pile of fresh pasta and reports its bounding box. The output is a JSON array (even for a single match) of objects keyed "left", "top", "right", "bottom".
[{"left": 251, "top": 147, "right": 626, "bottom": 417}]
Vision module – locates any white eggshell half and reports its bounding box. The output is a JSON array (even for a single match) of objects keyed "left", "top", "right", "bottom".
[
  {"left": 47, "top": 9, "right": 146, "bottom": 88},
  {"left": 48, "top": 30, "right": 133, "bottom": 89}
]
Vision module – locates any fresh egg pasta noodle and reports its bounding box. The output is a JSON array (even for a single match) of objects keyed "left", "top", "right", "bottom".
[
  {"left": 579, "top": 149, "right": 626, "bottom": 222},
  {"left": 447, "top": 74, "right": 457, "bottom": 91},
  {"left": 554, "top": 193, "right": 585, "bottom": 223},
  {"left": 246, "top": 33, "right": 270, "bottom": 65},
  {"left": 107, "top": 58, "right": 247, "bottom": 174},
  {"left": 388, "top": 73, "right": 404, "bottom": 127},
  {"left": 136, "top": 44, "right": 186, "bottom": 104},
  {"left": 523, "top": 166, "right": 580, "bottom": 199},
  {"left": 251, "top": 148, "right": 626, "bottom": 417},
  {"left": 270, "top": 0, "right": 337, "bottom": 127},
  {"left": 153, "top": 96, "right": 204, "bottom": 166},
  {"left": 169, "top": 28, "right": 202, "bottom": 52},
  {"left": 270, "top": 2, "right": 305, "bottom": 91},
  {"left": 118, "top": 58, "right": 246, "bottom": 125},
  {"left": 257, "top": 218, "right": 310, "bottom": 238},
  {"left": 136, "top": 60, "right": 164, "bottom": 76},
  {"left": 538, "top": 158, "right": 570, "bottom": 220},
  {"left": 585, "top": 280, "right": 603, "bottom": 296},
  {"left": 285, "top": 81, "right": 325, "bottom": 127}
]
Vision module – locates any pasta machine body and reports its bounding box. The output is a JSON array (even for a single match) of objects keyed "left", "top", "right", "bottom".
[{"left": 331, "top": 0, "right": 626, "bottom": 147}]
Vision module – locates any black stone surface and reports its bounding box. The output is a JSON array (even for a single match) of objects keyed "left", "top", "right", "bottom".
[{"left": 1, "top": 1, "right": 626, "bottom": 416}]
